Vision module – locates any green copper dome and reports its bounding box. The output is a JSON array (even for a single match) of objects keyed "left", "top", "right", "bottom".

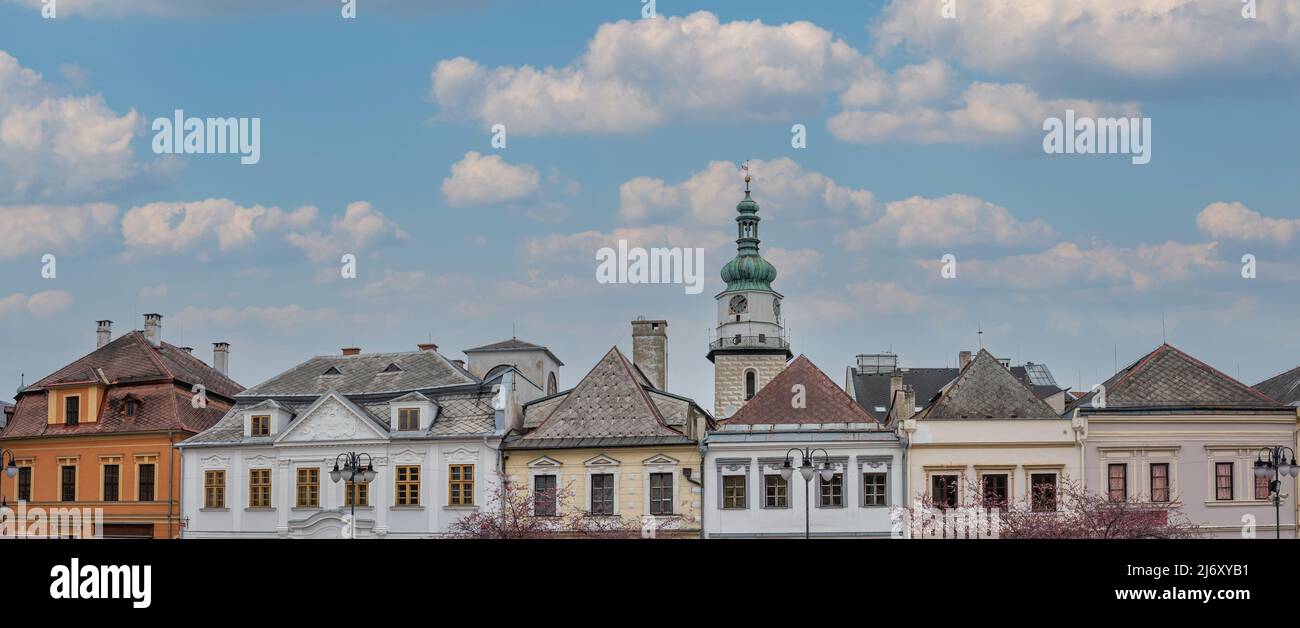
[{"left": 721, "top": 189, "right": 777, "bottom": 291}]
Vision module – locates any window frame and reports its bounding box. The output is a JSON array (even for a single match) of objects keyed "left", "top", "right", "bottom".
[
  {"left": 931, "top": 473, "right": 959, "bottom": 510},
  {"left": 250, "top": 414, "right": 271, "bottom": 437},
  {"left": 448, "top": 463, "right": 475, "bottom": 506},
  {"left": 395, "top": 464, "right": 421, "bottom": 506},
  {"left": 101, "top": 461, "right": 121, "bottom": 503},
  {"left": 64, "top": 395, "right": 80, "bottom": 426},
  {"left": 248, "top": 468, "right": 272, "bottom": 508},
  {"left": 533, "top": 473, "right": 558, "bottom": 517},
  {"left": 397, "top": 407, "right": 421, "bottom": 432},
  {"left": 15, "top": 462, "right": 33, "bottom": 502},
  {"left": 59, "top": 462, "right": 78, "bottom": 502},
  {"left": 1150, "top": 463, "right": 1170, "bottom": 503},
  {"left": 980, "top": 472, "right": 1009, "bottom": 511},
  {"left": 295, "top": 467, "right": 320, "bottom": 508},
  {"left": 1030, "top": 472, "right": 1058, "bottom": 512},
  {"left": 721, "top": 474, "right": 746, "bottom": 510},
  {"left": 1107, "top": 463, "right": 1128, "bottom": 502},
  {"left": 204, "top": 469, "right": 226, "bottom": 509},
  {"left": 589, "top": 472, "right": 615, "bottom": 515},
  {"left": 1215, "top": 462, "right": 1234, "bottom": 501},
  {"left": 648, "top": 472, "right": 674, "bottom": 516},
  {"left": 136, "top": 460, "right": 157, "bottom": 502},
  {"left": 763, "top": 473, "right": 789, "bottom": 509},
  {"left": 817, "top": 472, "right": 845, "bottom": 509},
  {"left": 344, "top": 479, "right": 370, "bottom": 507}
]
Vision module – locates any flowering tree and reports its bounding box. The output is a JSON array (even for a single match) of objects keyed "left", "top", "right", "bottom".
[
  {"left": 902, "top": 476, "right": 1201, "bottom": 539},
  {"left": 448, "top": 474, "right": 686, "bottom": 539}
]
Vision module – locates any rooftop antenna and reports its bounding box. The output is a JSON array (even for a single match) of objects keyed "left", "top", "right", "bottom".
[
  {"left": 1114, "top": 344, "right": 1118, "bottom": 374},
  {"left": 512, "top": 320, "right": 517, "bottom": 339},
  {"left": 977, "top": 323, "right": 984, "bottom": 349},
  {"left": 1161, "top": 311, "right": 1166, "bottom": 344}
]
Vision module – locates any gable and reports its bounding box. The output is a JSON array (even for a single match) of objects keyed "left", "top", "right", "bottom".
[
  {"left": 1081, "top": 344, "right": 1282, "bottom": 410},
  {"left": 728, "top": 355, "right": 876, "bottom": 425},
  {"left": 275, "top": 393, "right": 389, "bottom": 443},
  {"left": 921, "top": 350, "right": 1058, "bottom": 420},
  {"left": 522, "top": 347, "right": 681, "bottom": 441}
]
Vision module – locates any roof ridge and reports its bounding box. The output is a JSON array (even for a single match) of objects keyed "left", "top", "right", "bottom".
[
  {"left": 131, "top": 330, "right": 176, "bottom": 382},
  {"left": 1161, "top": 343, "right": 1279, "bottom": 403},
  {"left": 611, "top": 346, "right": 680, "bottom": 436}
]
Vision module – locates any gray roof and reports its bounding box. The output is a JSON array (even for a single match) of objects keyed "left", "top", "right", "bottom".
[
  {"left": 463, "top": 337, "right": 564, "bottom": 366},
  {"left": 849, "top": 363, "right": 1062, "bottom": 415},
  {"left": 237, "top": 350, "right": 475, "bottom": 398},
  {"left": 507, "top": 346, "right": 707, "bottom": 449},
  {"left": 1254, "top": 365, "right": 1300, "bottom": 406},
  {"left": 916, "top": 349, "right": 1060, "bottom": 420},
  {"left": 1072, "top": 344, "right": 1285, "bottom": 413}
]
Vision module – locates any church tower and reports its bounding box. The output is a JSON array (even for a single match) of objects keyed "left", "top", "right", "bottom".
[{"left": 707, "top": 166, "right": 791, "bottom": 419}]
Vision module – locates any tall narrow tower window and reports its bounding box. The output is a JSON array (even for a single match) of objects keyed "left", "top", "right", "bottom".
[{"left": 745, "top": 370, "right": 757, "bottom": 400}]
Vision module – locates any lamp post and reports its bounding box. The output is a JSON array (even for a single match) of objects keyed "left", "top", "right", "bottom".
[
  {"left": 780, "top": 447, "right": 834, "bottom": 540},
  {"left": 1, "top": 449, "right": 19, "bottom": 510},
  {"left": 329, "top": 452, "right": 376, "bottom": 539},
  {"left": 1253, "top": 446, "right": 1298, "bottom": 540}
]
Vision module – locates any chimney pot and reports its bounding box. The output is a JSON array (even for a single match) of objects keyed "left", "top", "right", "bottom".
[
  {"left": 213, "top": 342, "right": 230, "bottom": 376},
  {"left": 342, "top": 347, "right": 361, "bottom": 356},
  {"left": 451, "top": 359, "right": 465, "bottom": 368},
  {"left": 96, "top": 320, "right": 113, "bottom": 349},
  {"left": 143, "top": 313, "right": 162, "bottom": 348},
  {"left": 417, "top": 343, "right": 438, "bottom": 352},
  {"left": 959, "top": 350, "right": 972, "bottom": 369},
  {"left": 180, "top": 346, "right": 193, "bottom": 354},
  {"left": 630, "top": 319, "right": 668, "bottom": 390}
]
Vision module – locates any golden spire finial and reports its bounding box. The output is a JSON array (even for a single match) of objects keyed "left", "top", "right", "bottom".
[{"left": 742, "top": 160, "right": 752, "bottom": 191}]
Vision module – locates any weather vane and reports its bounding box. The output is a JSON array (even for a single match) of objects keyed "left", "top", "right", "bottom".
[{"left": 742, "top": 160, "right": 752, "bottom": 191}]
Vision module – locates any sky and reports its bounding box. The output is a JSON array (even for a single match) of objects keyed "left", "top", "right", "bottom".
[{"left": 1, "top": 0, "right": 1299, "bottom": 409}]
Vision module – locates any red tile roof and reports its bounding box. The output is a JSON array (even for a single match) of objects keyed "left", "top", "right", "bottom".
[
  {"left": 1, "top": 331, "right": 243, "bottom": 439},
  {"left": 727, "top": 355, "right": 877, "bottom": 425}
]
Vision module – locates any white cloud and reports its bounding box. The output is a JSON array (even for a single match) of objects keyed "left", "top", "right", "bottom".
[
  {"left": 0, "top": 290, "right": 73, "bottom": 318},
  {"left": 0, "top": 51, "right": 146, "bottom": 200},
  {"left": 1196, "top": 201, "right": 1299, "bottom": 245},
  {"left": 441, "top": 151, "right": 540, "bottom": 207},
  {"left": 801, "top": 281, "right": 933, "bottom": 323},
  {"left": 872, "top": 0, "right": 1300, "bottom": 93},
  {"left": 837, "top": 194, "right": 1054, "bottom": 249},
  {"left": 172, "top": 304, "right": 341, "bottom": 331},
  {"left": 286, "top": 201, "right": 408, "bottom": 262},
  {"left": 949, "top": 241, "right": 1222, "bottom": 291},
  {"left": 524, "top": 225, "right": 729, "bottom": 264},
  {"left": 430, "top": 11, "right": 869, "bottom": 134},
  {"left": 121, "top": 198, "right": 317, "bottom": 255},
  {"left": 618, "top": 158, "right": 877, "bottom": 226},
  {"left": 0, "top": 203, "right": 117, "bottom": 258},
  {"left": 829, "top": 81, "right": 1139, "bottom": 145},
  {"left": 2, "top": 0, "right": 488, "bottom": 17},
  {"left": 139, "top": 284, "right": 169, "bottom": 298}
]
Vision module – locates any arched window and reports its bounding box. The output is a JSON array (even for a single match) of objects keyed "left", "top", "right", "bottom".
[
  {"left": 745, "top": 370, "right": 757, "bottom": 400},
  {"left": 547, "top": 372, "right": 558, "bottom": 395}
]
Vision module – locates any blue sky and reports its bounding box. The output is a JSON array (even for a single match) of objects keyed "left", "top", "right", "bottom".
[{"left": 2, "top": 0, "right": 1299, "bottom": 407}]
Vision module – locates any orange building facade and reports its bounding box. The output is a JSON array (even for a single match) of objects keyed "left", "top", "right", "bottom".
[{"left": 0, "top": 316, "right": 241, "bottom": 538}]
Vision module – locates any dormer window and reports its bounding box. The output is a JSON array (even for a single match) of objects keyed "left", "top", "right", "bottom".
[
  {"left": 398, "top": 407, "right": 420, "bottom": 431},
  {"left": 65, "top": 396, "right": 80, "bottom": 425},
  {"left": 323, "top": 366, "right": 343, "bottom": 376},
  {"left": 382, "top": 363, "right": 403, "bottom": 373},
  {"left": 125, "top": 400, "right": 139, "bottom": 417},
  {"left": 251, "top": 415, "right": 271, "bottom": 437}
]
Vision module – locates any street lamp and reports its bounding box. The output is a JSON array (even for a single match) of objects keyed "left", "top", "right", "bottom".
[
  {"left": 1254, "top": 446, "right": 1299, "bottom": 540},
  {"left": 781, "top": 447, "right": 834, "bottom": 540},
  {"left": 1, "top": 449, "right": 19, "bottom": 510},
  {"left": 329, "top": 452, "right": 376, "bottom": 539}
]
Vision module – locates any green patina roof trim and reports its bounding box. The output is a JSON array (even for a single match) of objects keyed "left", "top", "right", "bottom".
[{"left": 720, "top": 190, "right": 777, "bottom": 291}]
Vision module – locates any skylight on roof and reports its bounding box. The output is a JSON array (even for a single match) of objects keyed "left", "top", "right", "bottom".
[
  {"left": 1023, "top": 363, "right": 1057, "bottom": 387},
  {"left": 381, "top": 363, "right": 403, "bottom": 373},
  {"left": 322, "top": 366, "right": 343, "bottom": 376}
]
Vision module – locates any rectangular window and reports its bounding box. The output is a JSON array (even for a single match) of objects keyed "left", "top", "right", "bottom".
[
  {"left": 102, "top": 464, "right": 120, "bottom": 502},
  {"left": 398, "top": 408, "right": 420, "bottom": 431},
  {"left": 1108, "top": 464, "right": 1127, "bottom": 502},
  {"left": 722, "top": 475, "right": 746, "bottom": 509},
  {"left": 649, "top": 472, "right": 674, "bottom": 515},
  {"left": 764, "top": 474, "right": 788, "bottom": 508},
  {"left": 204, "top": 470, "right": 225, "bottom": 509},
  {"left": 590, "top": 473, "right": 614, "bottom": 515},
  {"left": 981, "top": 473, "right": 1008, "bottom": 510},
  {"left": 250, "top": 415, "right": 270, "bottom": 437},
  {"left": 60, "top": 465, "right": 77, "bottom": 501},
  {"left": 296, "top": 468, "right": 319, "bottom": 507},
  {"left": 448, "top": 464, "right": 474, "bottom": 506},
  {"left": 345, "top": 480, "right": 369, "bottom": 507},
  {"left": 534, "top": 474, "right": 557, "bottom": 516},
  {"left": 1215, "top": 462, "right": 1234, "bottom": 501},
  {"left": 932, "top": 474, "right": 958, "bottom": 510},
  {"left": 65, "top": 396, "right": 79, "bottom": 425},
  {"left": 395, "top": 465, "right": 420, "bottom": 506},
  {"left": 17, "top": 466, "right": 32, "bottom": 501},
  {"left": 1256, "top": 471, "right": 1272, "bottom": 500},
  {"left": 819, "top": 473, "right": 844, "bottom": 508},
  {"left": 137, "top": 463, "right": 156, "bottom": 502},
  {"left": 248, "top": 469, "right": 272, "bottom": 508},
  {"left": 1150, "top": 463, "right": 1170, "bottom": 503},
  {"left": 1031, "top": 473, "right": 1057, "bottom": 512},
  {"left": 863, "top": 472, "right": 887, "bottom": 507}
]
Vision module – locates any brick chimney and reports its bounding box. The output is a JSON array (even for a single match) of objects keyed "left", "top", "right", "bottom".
[
  {"left": 96, "top": 320, "right": 113, "bottom": 349},
  {"left": 417, "top": 343, "right": 438, "bottom": 352},
  {"left": 143, "top": 313, "right": 162, "bottom": 347},
  {"left": 959, "top": 350, "right": 972, "bottom": 369},
  {"left": 342, "top": 347, "right": 361, "bottom": 356},
  {"left": 631, "top": 318, "right": 667, "bottom": 389},
  {"left": 213, "top": 342, "right": 230, "bottom": 375}
]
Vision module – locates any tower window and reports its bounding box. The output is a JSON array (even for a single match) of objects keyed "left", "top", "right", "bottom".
[{"left": 745, "top": 371, "right": 757, "bottom": 400}]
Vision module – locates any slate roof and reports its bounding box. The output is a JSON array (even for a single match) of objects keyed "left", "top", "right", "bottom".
[
  {"left": 915, "top": 349, "right": 1060, "bottom": 420},
  {"left": 1071, "top": 343, "right": 1284, "bottom": 413},
  {"left": 507, "top": 346, "right": 709, "bottom": 449},
  {"left": 464, "top": 337, "right": 564, "bottom": 366},
  {"left": 1, "top": 331, "right": 243, "bottom": 439},
  {"left": 237, "top": 350, "right": 475, "bottom": 398},
  {"left": 1254, "top": 365, "right": 1300, "bottom": 406},
  {"left": 728, "top": 355, "right": 877, "bottom": 425},
  {"left": 848, "top": 362, "right": 1063, "bottom": 416},
  {"left": 185, "top": 349, "right": 501, "bottom": 446}
]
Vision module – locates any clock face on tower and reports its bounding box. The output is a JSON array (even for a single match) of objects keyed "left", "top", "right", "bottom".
[{"left": 728, "top": 294, "right": 748, "bottom": 314}]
